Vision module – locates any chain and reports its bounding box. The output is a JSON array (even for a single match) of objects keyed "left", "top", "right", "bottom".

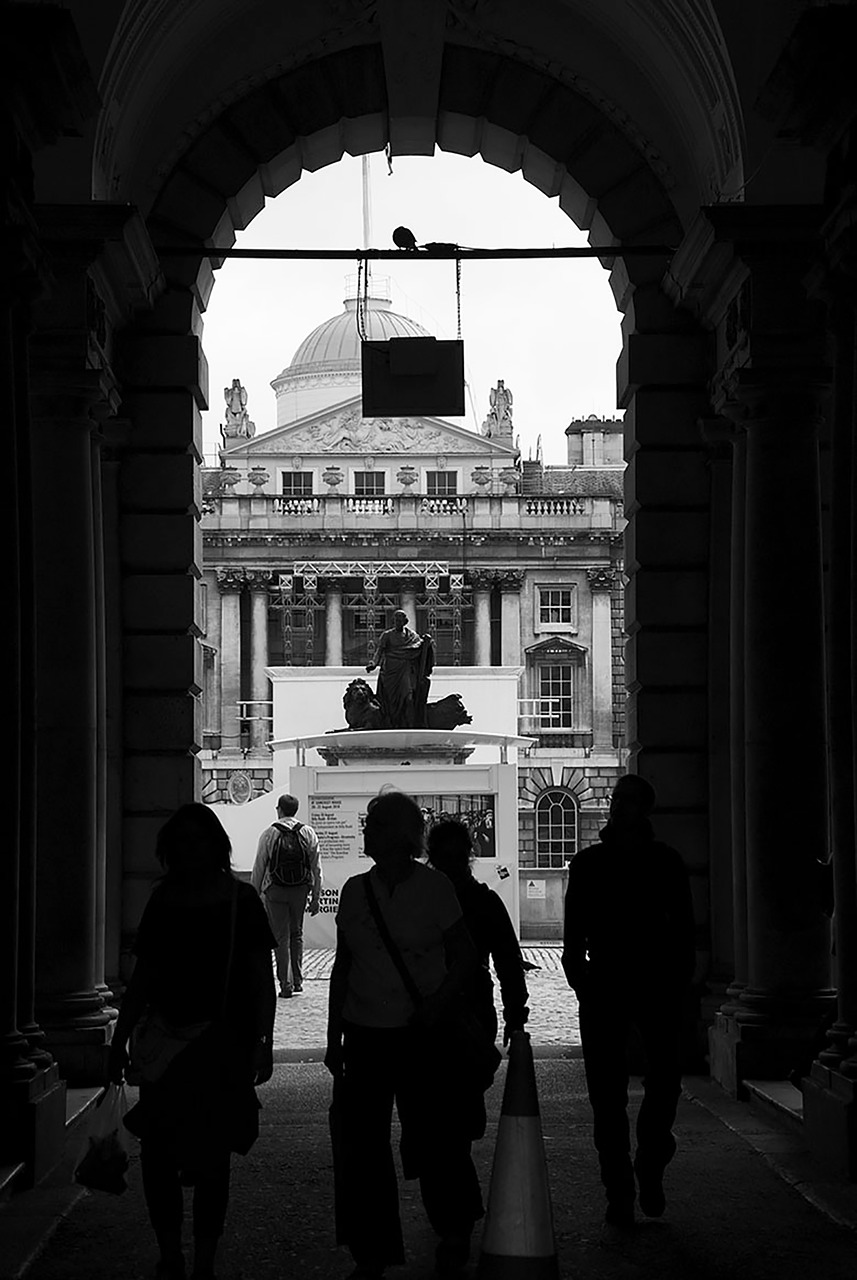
[{"left": 455, "top": 255, "right": 462, "bottom": 341}]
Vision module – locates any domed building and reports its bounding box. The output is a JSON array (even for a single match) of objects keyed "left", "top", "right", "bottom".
[
  {"left": 200, "top": 285, "right": 626, "bottom": 942},
  {"left": 271, "top": 285, "right": 431, "bottom": 425}
]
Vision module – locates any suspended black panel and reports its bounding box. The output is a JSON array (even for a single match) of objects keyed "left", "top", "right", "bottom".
[{"left": 361, "top": 336, "right": 465, "bottom": 416}]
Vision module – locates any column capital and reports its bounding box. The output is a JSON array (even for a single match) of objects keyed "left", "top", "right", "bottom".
[
  {"left": 216, "top": 567, "right": 245, "bottom": 592},
  {"left": 244, "top": 569, "right": 274, "bottom": 592},
  {"left": 468, "top": 569, "right": 497, "bottom": 592},
  {"left": 496, "top": 569, "right": 524, "bottom": 594},
  {"left": 699, "top": 415, "right": 741, "bottom": 456},
  {"left": 586, "top": 567, "right": 616, "bottom": 592}
]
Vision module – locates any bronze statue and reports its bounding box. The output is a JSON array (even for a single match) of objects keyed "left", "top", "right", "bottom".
[{"left": 366, "top": 610, "right": 432, "bottom": 729}]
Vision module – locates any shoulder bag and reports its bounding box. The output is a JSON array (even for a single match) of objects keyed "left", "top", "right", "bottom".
[{"left": 362, "top": 872, "right": 501, "bottom": 1091}]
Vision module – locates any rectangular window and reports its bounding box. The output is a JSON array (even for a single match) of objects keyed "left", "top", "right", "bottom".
[
  {"left": 534, "top": 586, "right": 580, "bottom": 632},
  {"left": 354, "top": 471, "right": 385, "bottom": 497},
  {"left": 538, "top": 663, "right": 575, "bottom": 728},
  {"left": 426, "top": 471, "right": 457, "bottom": 497},
  {"left": 281, "top": 471, "right": 313, "bottom": 496}
]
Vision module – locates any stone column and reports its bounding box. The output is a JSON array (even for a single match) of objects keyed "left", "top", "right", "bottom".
[
  {"left": 90, "top": 429, "right": 115, "bottom": 1012},
  {"left": 30, "top": 395, "right": 111, "bottom": 1082},
  {"left": 325, "top": 582, "right": 344, "bottom": 665},
  {"left": 217, "top": 569, "right": 244, "bottom": 754},
  {"left": 398, "top": 579, "right": 419, "bottom": 630},
  {"left": 498, "top": 570, "right": 523, "bottom": 666},
  {"left": 471, "top": 571, "right": 494, "bottom": 666},
  {"left": 247, "top": 571, "right": 272, "bottom": 749},
  {"left": 203, "top": 570, "right": 222, "bottom": 739},
  {"left": 810, "top": 287, "right": 857, "bottom": 1074},
  {"left": 700, "top": 419, "right": 738, "bottom": 1002},
  {"left": 587, "top": 568, "right": 615, "bottom": 752},
  {"left": 724, "top": 427, "right": 749, "bottom": 1008},
  {"left": 735, "top": 384, "right": 833, "bottom": 1069}
]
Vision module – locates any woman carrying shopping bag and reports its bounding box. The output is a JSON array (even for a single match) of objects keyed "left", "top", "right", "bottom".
[{"left": 108, "top": 804, "right": 276, "bottom": 1280}]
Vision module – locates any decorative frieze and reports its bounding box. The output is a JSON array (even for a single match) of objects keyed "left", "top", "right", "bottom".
[{"left": 586, "top": 567, "right": 616, "bottom": 592}]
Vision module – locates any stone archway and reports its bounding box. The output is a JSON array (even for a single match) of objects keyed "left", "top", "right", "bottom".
[{"left": 115, "top": 41, "right": 716, "bottom": 983}]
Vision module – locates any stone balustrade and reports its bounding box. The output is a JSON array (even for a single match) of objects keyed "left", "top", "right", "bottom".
[{"left": 203, "top": 490, "right": 620, "bottom": 533}]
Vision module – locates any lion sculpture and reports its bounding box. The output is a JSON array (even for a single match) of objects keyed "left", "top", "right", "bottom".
[
  {"left": 343, "top": 678, "right": 384, "bottom": 730},
  {"left": 425, "top": 694, "right": 472, "bottom": 730}
]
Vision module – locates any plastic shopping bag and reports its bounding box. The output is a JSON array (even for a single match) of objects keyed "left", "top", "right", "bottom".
[{"left": 74, "top": 1083, "right": 131, "bottom": 1194}]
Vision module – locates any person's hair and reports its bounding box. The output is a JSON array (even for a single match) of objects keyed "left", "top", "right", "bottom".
[
  {"left": 277, "top": 793, "right": 299, "bottom": 816},
  {"left": 155, "top": 803, "right": 232, "bottom": 875},
  {"left": 426, "top": 819, "right": 473, "bottom": 877},
  {"left": 364, "top": 792, "right": 424, "bottom": 861},
  {"left": 612, "top": 774, "right": 656, "bottom": 815}
]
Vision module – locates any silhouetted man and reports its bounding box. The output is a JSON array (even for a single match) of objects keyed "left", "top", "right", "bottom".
[
  {"left": 562, "top": 774, "right": 695, "bottom": 1228},
  {"left": 252, "top": 795, "right": 321, "bottom": 997}
]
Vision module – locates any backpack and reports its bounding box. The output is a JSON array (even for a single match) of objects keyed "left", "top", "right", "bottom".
[{"left": 269, "top": 822, "right": 309, "bottom": 887}]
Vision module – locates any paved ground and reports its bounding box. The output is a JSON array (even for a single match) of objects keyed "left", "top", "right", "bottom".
[
  {"left": 18, "top": 1062, "right": 857, "bottom": 1280},
  {"left": 5, "top": 947, "right": 856, "bottom": 1279},
  {"left": 275, "top": 947, "right": 579, "bottom": 1057}
]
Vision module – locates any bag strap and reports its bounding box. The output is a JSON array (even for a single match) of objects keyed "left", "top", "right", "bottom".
[
  {"left": 362, "top": 872, "right": 423, "bottom": 1010},
  {"left": 218, "top": 877, "right": 239, "bottom": 1023}
]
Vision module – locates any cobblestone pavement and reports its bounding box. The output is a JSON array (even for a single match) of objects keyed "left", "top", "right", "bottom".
[{"left": 275, "top": 945, "right": 580, "bottom": 1057}]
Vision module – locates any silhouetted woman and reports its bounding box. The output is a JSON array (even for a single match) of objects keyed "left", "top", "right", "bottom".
[
  {"left": 108, "top": 804, "right": 276, "bottom": 1280},
  {"left": 326, "top": 792, "right": 481, "bottom": 1279},
  {"left": 426, "top": 819, "right": 529, "bottom": 1139}
]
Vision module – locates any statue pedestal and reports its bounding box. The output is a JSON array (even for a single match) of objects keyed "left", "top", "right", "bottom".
[{"left": 269, "top": 729, "right": 530, "bottom": 946}]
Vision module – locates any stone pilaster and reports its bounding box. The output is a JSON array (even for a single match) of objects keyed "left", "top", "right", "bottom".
[
  {"left": 470, "top": 570, "right": 494, "bottom": 667},
  {"left": 586, "top": 568, "right": 615, "bottom": 752},
  {"left": 217, "top": 568, "right": 245, "bottom": 754},
  {"left": 324, "top": 582, "right": 344, "bottom": 665},
  {"left": 399, "top": 578, "right": 419, "bottom": 630},
  {"left": 246, "top": 570, "right": 273, "bottom": 749},
  {"left": 497, "top": 570, "right": 523, "bottom": 667}
]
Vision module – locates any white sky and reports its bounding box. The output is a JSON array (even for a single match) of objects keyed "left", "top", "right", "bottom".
[{"left": 199, "top": 151, "right": 623, "bottom": 466}]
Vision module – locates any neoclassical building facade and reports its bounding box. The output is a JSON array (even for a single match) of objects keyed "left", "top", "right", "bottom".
[{"left": 200, "top": 287, "right": 626, "bottom": 935}]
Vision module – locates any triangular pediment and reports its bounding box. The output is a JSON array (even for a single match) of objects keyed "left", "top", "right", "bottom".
[
  {"left": 220, "top": 396, "right": 518, "bottom": 461},
  {"left": 524, "top": 636, "right": 588, "bottom": 658}
]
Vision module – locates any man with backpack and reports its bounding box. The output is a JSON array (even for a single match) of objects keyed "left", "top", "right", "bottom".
[{"left": 252, "top": 795, "right": 322, "bottom": 998}]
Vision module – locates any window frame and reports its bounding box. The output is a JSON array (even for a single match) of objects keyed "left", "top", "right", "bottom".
[
  {"left": 353, "top": 470, "right": 386, "bottom": 497},
  {"left": 534, "top": 789, "right": 579, "bottom": 869},
  {"left": 279, "top": 470, "right": 314, "bottom": 497},
  {"left": 535, "top": 583, "right": 578, "bottom": 634},
  {"left": 425, "top": 469, "right": 458, "bottom": 497}
]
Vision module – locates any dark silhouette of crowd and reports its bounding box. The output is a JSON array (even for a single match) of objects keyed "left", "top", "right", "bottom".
[{"left": 106, "top": 777, "right": 693, "bottom": 1278}]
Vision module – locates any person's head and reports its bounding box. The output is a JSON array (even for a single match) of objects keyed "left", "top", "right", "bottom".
[
  {"left": 277, "top": 793, "right": 299, "bottom": 818},
  {"left": 392, "top": 609, "right": 408, "bottom": 630},
  {"left": 609, "top": 774, "right": 656, "bottom": 825},
  {"left": 156, "top": 803, "right": 232, "bottom": 880},
  {"left": 427, "top": 819, "right": 474, "bottom": 882},
  {"left": 364, "top": 791, "right": 424, "bottom": 869}
]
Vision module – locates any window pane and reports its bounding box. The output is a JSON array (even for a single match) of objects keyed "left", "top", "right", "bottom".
[
  {"left": 354, "top": 472, "right": 385, "bottom": 497},
  {"left": 539, "top": 587, "right": 573, "bottom": 625},
  {"left": 538, "top": 663, "right": 574, "bottom": 727},
  {"left": 427, "top": 471, "right": 457, "bottom": 496},
  {"left": 535, "top": 790, "right": 578, "bottom": 867},
  {"left": 281, "top": 472, "right": 313, "bottom": 496}
]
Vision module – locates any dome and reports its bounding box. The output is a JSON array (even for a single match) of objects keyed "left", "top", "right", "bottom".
[
  {"left": 276, "top": 296, "right": 431, "bottom": 381},
  {"left": 269, "top": 284, "right": 434, "bottom": 427}
]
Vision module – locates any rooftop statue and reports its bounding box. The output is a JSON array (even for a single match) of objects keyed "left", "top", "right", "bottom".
[
  {"left": 482, "top": 379, "right": 513, "bottom": 439},
  {"left": 221, "top": 378, "right": 256, "bottom": 441}
]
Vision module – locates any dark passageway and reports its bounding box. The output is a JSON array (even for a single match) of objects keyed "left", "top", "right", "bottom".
[{"left": 22, "top": 1063, "right": 857, "bottom": 1280}]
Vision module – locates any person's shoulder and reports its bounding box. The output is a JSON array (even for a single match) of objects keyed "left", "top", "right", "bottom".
[
  {"left": 414, "top": 862, "right": 458, "bottom": 901},
  {"left": 650, "top": 840, "right": 688, "bottom": 871},
  {"left": 569, "top": 843, "right": 602, "bottom": 867}
]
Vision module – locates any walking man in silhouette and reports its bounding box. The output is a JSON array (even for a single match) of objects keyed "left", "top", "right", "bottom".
[{"left": 562, "top": 774, "right": 695, "bottom": 1227}]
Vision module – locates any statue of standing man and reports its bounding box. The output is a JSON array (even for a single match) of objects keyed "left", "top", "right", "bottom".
[{"left": 366, "top": 610, "right": 433, "bottom": 729}]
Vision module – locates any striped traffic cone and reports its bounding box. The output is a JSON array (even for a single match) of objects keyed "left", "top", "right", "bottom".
[{"left": 476, "top": 1031, "right": 559, "bottom": 1278}]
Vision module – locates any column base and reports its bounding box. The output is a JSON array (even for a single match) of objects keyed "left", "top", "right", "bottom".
[
  {"left": 37, "top": 991, "right": 113, "bottom": 1085},
  {"left": 0, "top": 1063, "right": 67, "bottom": 1188},
  {"left": 709, "top": 1006, "right": 830, "bottom": 1098},
  {"left": 802, "top": 1062, "right": 857, "bottom": 1180}
]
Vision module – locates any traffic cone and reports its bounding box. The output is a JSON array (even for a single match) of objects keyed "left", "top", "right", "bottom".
[{"left": 476, "top": 1031, "right": 559, "bottom": 1278}]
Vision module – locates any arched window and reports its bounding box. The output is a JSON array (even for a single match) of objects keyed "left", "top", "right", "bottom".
[{"left": 535, "top": 790, "right": 579, "bottom": 869}]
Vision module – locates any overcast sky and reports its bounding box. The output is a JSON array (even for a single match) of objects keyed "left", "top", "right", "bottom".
[{"left": 199, "top": 151, "right": 623, "bottom": 465}]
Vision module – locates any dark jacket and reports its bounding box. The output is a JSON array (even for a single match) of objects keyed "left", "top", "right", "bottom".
[
  {"left": 453, "top": 876, "right": 529, "bottom": 1033},
  {"left": 561, "top": 819, "right": 695, "bottom": 997}
]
